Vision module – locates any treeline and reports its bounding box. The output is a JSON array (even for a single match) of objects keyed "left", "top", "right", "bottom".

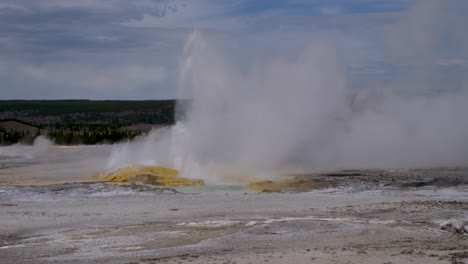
[
  {"left": 0, "top": 100, "right": 176, "bottom": 128},
  {"left": 47, "top": 130, "right": 142, "bottom": 145},
  {"left": 0, "top": 100, "right": 176, "bottom": 116},
  {"left": 0, "top": 128, "right": 143, "bottom": 145},
  {"left": 0, "top": 128, "right": 41, "bottom": 145},
  {"left": 0, "top": 100, "right": 178, "bottom": 145}
]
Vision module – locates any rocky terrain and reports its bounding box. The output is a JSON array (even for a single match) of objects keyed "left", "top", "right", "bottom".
[
  {"left": 0, "top": 166, "right": 467, "bottom": 263},
  {"left": 0, "top": 145, "right": 467, "bottom": 264}
]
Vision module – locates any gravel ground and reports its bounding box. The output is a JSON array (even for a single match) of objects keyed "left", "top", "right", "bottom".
[
  {"left": 0, "top": 175, "right": 467, "bottom": 264},
  {"left": 1, "top": 146, "right": 467, "bottom": 263}
]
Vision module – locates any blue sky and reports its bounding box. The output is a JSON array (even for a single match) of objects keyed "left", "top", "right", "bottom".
[{"left": 0, "top": 0, "right": 466, "bottom": 99}]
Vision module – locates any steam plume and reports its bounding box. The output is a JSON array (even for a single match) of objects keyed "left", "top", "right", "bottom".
[
  {"left": 176, "top": 32, "right": 468, "bottom": 175},
  {"left": 107, "top": 0, "right": 468, "bottom": 181}
]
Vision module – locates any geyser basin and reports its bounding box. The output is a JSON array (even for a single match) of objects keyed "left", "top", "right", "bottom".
[
  {"left": 93, "top": 165, "right": 205, "bottom": 187},
  {"left": 247, "top": 176, "right": 331, "bottom": 193},
  {"left": 93, "top": 164, "right": 334, "bottom": 193}
]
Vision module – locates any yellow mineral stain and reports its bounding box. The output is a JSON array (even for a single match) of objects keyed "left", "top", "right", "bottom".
[
  {"left": 94, "top": 165, "right": 204, "bottom": 187},
  {"left": 247, "top": 176, "right": 331, "bottom": 193},
  {"left": 92, "top": 165, "right": 330, "bottom": 192}
]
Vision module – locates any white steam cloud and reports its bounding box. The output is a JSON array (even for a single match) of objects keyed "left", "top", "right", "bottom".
[
  {"left": 176, "top": 33, "right": 468, "bottom": 173},
  {"left": 107, "top": 0, "right": 468, "bottom": 180},
  {"left": 0, "top": 136, "right": 53, "bottom": 159}
]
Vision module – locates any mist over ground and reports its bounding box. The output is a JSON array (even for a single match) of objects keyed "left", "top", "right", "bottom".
[
  {"left": 106, "top": 0, "right": 468, "bottom": 180},
  {"left": 0, "top": 136, "right": 52, "bottom": 159},
  {"left": 2, "top": 2, "right": 468, "bottom": 263},
  {"left": 2, "top": 1, "right": 465, "bottom": 181}
]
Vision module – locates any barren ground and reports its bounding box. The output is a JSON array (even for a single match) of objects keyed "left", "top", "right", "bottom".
[{"left": 0, "top": 148, "right": 467, "bottom": 263}]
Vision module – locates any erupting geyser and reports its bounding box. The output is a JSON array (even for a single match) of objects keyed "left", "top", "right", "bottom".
[{"left": 104, "top": 29, "right": 468, "bottom": 186}]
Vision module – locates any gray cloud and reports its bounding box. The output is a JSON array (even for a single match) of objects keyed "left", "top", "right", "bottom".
[
  {"left": 165, "top": 2, "right": 468, "bottom": 175},
  {"left": 0, "top": 0, "right": 191, "bottom": 99},
  {"left": 0, "top": 0, "right": 465, "bottom": 99},
  {"left": 380, "top": 0, "right": 468, "bottom": 93}
]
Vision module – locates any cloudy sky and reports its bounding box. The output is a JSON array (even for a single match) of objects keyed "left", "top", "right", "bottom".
[{"left": 0, "top": 0, "right": 466, "bottom": 99}]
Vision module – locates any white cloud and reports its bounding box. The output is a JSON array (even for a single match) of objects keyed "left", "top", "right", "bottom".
[
  {"left": 320, "top": 6, "right": 342, "bottom": 15},
  {"left": 21, "top": 65, "right": 48, "bottom": 80},
  {"left": 436, "top": 59, "right": 465, "bottom": 66},
  {"left": 87, "top": 65, "right": 167, "bottom": 91},
  {"left": 122, "top": 0, "right": 244, "bottom": 29},
  {"left": 6, "top": 62, "right": 167, "bottom": 96},
  {"left": 30, "top": 0, "right": 114, "bottom": 9},
  {"left": 1, "top": 0, "right": 465, "bottom": 100},
  {"left": 0, "top": 3, "right": 25, "bottom": 10},
  {"left": 95, "top": 36, "right": 119, "bottom": 42},
  {"left": 381, "top": 0, "right": 468, "bottom": 91}
]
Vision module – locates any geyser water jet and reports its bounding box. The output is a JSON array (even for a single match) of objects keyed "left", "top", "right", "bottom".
[
  {"left": 174, "top": 31, "right": 468, "bottom": 176},
  {"left": 107, "top": 24, "right": 468, "bottom": 181}
]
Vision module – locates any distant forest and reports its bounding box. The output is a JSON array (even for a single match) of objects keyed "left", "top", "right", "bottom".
[{"left": 0, "top": 100, "right": 177, "bottom": 145}]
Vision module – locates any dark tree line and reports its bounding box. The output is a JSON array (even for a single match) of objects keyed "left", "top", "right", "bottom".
[
  {"left": 0, "top": 100, "right": 176, "bottom": 128},
  {"left": 0, "top": 128, "right": 143, "bottom": 145},
  {"left": 0, "top": 100, "right": 177, "bottom": 145},
  {"left": 47, "top": 130, "right": 142, "bottom": 145},
  {"left": 0, "top": 128, "right": 41, "bottom": 145}
]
